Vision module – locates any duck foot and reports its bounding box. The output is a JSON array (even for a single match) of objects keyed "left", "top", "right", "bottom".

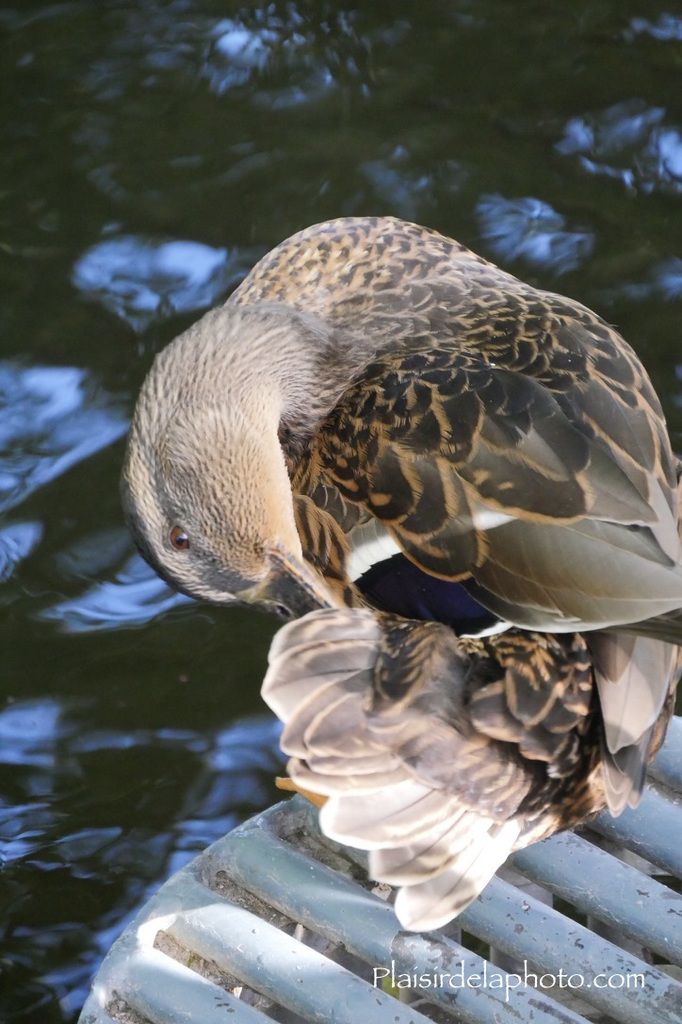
[{"left": 275, "top": 776, "right": 328, "bottom": 808}]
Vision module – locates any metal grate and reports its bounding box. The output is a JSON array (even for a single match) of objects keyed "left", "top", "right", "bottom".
[{"left": 79, "top": 718, "right": 682, "bottom": 1024}]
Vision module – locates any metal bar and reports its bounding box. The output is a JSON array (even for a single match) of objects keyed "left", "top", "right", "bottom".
[
  {"left": 167, "top": 875, "right": 435, "bottom": 1024},
  {"left": 265, "top": 799, "right": 682, "bottom": 1024},
  {"left": 510, "top": 830, "right": 682, "bottom": 965},
  {"left": 205, "top": 805, "right": 589, "bottom": 1024},
  {"left": 459, "top": 874, "right": 682, "bottom": 1024},
  {"left": 591, "top": 787, "right": 682, "bottom": 877},
  {"left": 650, "top": 718, "right": 682, "bottom": 792},
  {"left": 78, "top": 717, "right": 682, "bottom": 1024},
  {"left": 123, "top": 946, "right": 271, "bottom": 1024},
  {"left": 77, "top": 874, "right": 275, "bottom": 1024}
]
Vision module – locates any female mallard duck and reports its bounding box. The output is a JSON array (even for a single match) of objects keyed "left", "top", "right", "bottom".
[{"left": 122, "top": 216, "right": 681, "bottom": 931}]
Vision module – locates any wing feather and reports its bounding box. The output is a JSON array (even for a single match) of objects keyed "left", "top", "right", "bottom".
[{"left": 311, "top": 338, "right": 682, "bottom": 636}]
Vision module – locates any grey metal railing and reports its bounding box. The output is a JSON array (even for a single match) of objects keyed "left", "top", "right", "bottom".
[{"left": 79, "top": 716, "right": 682, "bottom": 1024}]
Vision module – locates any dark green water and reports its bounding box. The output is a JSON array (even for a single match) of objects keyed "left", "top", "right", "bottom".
[{"left": 0, "top": 2, "right": 680, "bottom": 1020}]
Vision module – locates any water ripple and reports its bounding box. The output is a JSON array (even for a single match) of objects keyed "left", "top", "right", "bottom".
[
  {"left": 39, "top": 552, "right": 191, "bottom": 633},
  {"left": 476, "top": 194, "right": 594, "bottom": 275},
  {"left": 54, "top": 527, "right": 132, "bottom": 581},
  {"left": 625, "top": 14, "right": 682, "bottom": 42},
  {"left": 556, "top": 99, "right": 682, "bottom": 195},
  {"left": 170, "top": 715, "right": 284, "bottom": 871},
  {"left": 204, "top": 17, "right": 280, "bottom": 94},
  {"left": 0, "top": 699, "right": 67, "bottom": 769},
  {"left": 0, "top": 699, "right": 283, "bottom": 1015},
  {"left": 204, "top": 8, "right": 366, "bottom": 105},
  {"left": 0, "top": 363, "right": 127, "bottom": 515},
  {"left": 0, "top": 521, "right": 43, "bottom": 582},
  {"left": 359, "top": 150, "right": 466, "bottom": 222},
  {"left": 596, "top": 257, "right": 682, "bottom": 305},
  {"left": 72, "top": 236, "right": 247, "bottom": 330}
]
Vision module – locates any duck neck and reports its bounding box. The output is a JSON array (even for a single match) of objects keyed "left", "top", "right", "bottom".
[{"left": 213, "top": 301, "right": 372, "bottom": 443}]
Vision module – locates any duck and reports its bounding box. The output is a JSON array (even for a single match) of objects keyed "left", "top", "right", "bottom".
[{"left": 121, "top": 216, "right": 682, "bottom": 931}]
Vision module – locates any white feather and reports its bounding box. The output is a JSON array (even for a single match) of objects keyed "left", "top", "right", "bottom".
[
  {"left": 461, "top": 619, "right": 512, "bottom": 639},
  {"left": 392, "top": 819, "right": 522, "bottom": 931},
  {"left": 345, "top": 519, "right": 402, "bottom": 581},
  {"left": 470, "top": 504, "right": 516, "bottom": 531}
]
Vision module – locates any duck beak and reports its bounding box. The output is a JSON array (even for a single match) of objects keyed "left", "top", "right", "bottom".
[{"left": 237, "top": 547, "right": 337, "bottom": 620}]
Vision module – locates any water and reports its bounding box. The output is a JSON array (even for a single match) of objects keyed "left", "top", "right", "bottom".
[{"left": 1, "top": 2, "right": 680, "bottom": 1020}]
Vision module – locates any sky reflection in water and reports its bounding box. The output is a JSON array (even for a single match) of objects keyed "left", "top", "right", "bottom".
[
  {"left": 0, "top": 697, "right": 283, "bottom": 1019},
  {"left": 476, "top": 194, "right": 594, "bottom": 275},
  {"left": 40, "top": 553, "right": 191, "bottom": 633},
  {"left": 625, "top": 14, "right": 682, "bottom": 43},
  {"left": 556, "top": 99, "right": 682, "bottom": 195},
  {"left": 0, "top": 521, "right": 43, "bottom": 583},
  {"left": 0, "top": 362, "right": 128, "bottom": 515},
  {"left": 72, "top": 236, "right": 249, "bottom": 331}
]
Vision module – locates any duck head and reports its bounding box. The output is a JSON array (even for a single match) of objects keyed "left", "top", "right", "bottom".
[{"left": 120, "top": 303, "right": 338, "bottom": 620}]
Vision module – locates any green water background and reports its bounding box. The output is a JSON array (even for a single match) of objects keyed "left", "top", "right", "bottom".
[{"left": 1, "top": 2, "right": 681, "bottom": 1020}]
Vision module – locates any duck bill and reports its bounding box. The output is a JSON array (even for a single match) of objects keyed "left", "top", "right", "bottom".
[{"left": 238, "top": 548, "right": 337, "bottom": 620}]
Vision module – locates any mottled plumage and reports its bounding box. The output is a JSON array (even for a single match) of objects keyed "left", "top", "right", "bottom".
[
  {"left": 122, "top": 217, "right": 681, "bottom": 931},
  {"left": 263, "top": 611, "right": 601, "bottom": 930}
]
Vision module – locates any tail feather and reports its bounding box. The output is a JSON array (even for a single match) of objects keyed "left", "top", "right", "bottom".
[
  {"left": 393, "top": 820, "right": 522, "bottom": 932},
  {"left": 590, "top": 632, "right": 678, "bottom": 813},
  {"left": 599, "top": 730, "right": 652, "bottom": 814},
  {"left": 624, "top": 607, "right": 682, "bottom": 644},
  {"left": 319, "top": 780, "right": 456, "bottom": 847}
]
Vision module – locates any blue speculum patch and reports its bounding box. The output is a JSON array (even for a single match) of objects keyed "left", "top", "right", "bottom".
[{"left": 356, "top": 552, "right": 500, "bottom": 634}]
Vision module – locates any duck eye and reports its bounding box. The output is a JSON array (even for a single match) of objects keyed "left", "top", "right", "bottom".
[{"left": 170, "top": 526, "right": 190, "bottom": 551}]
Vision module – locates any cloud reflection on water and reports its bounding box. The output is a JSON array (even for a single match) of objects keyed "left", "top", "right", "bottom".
[
  {"left": 0, "top": 362, "right": 127, "bottom": 515},
  {"left": 597, "top": 257, "right": 682, "bottom": 305},
  {"left": 625, "top": 14, "right": 682, "bottom": 43},
  {"left": 556, "top": 99, "right": 682, "bottom": 195},
  {"left": 0, "top": 521, "right": 43, "bottom": 582},
  {"left": 476, "top": 194, "right": 594, "bottom": 274},
  {"left": 72, "top": 236, "right": 247, "bottom": 330},
  {"left": 0, "top": 698, "right": 283, "bottom": 1015},
  {"left": 40, "top": 553, "right": 191, "bottom": 633}
]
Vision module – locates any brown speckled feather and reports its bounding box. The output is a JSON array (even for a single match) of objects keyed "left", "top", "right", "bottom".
[{"left": 233, "top": 217, "right": 679, "bottom": 618}]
